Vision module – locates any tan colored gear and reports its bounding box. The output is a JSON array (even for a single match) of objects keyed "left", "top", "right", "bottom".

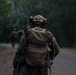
[{"left": 33, "top": 15, "right": 47, "bottom": 23}]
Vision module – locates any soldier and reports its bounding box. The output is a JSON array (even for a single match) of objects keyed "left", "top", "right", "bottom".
[
  {"left": 13, "top": 15, "right": 60, "bottom": 75},
  {"left": 18, "top": 27, "right": 24, "bottom": 39},
  {"left": 10, "top": 28, "right": 18, "bottom": 48}
]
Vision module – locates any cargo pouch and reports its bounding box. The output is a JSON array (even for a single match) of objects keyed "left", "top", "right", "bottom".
[{"left": 26, "top": 44, "right": 48, "bottom": 67}]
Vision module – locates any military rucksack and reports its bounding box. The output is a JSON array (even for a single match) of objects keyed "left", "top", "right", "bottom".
[{"left": 26, "top": 27, "right": 50, "bottom": 67}]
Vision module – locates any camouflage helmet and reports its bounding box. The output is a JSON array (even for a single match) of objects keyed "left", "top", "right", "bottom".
[
  {"left": 29, "top": 15, "right": 47, "bottom": 25},
  {"left": 33, "top": 15, "right": 47, "bottom": 23}
]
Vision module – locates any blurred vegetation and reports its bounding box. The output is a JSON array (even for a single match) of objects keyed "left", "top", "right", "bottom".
[{"left": 0, "top": 0, "right": 76, "bottom": 47}]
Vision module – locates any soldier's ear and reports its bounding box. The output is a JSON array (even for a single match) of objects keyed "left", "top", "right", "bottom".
[{"left": 29, "top": 16, "right": 33, "bottom": 23}]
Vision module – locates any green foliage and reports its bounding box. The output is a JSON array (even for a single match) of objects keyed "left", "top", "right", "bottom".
[
  {"left": 0, "top": 0, "right": 13, "bottom": 16},
  {"left": 0, "top": 0, "right": 13, "bottom": 42},
  {"left": 0, "top": 0, "right": 76, "bottom": 47}
]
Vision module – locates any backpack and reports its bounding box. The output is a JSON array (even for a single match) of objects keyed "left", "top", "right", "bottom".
[{"left": 26, "top": 27, "right": 50, "bottom": 67}]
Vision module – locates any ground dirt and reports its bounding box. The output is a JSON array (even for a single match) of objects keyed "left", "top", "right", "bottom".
[
  {"left": 0, "top": 46, "right": 76, "bottom": 75},
  {"left": 0, "top": 46, "right": 16, "bottom": 75}
]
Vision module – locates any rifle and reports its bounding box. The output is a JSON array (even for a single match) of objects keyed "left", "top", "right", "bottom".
[{"left": 23, "top": 23, "right": 31, "bottom": 36}]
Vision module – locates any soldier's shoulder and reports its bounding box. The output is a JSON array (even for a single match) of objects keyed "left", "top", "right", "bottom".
[{"left": 45, "top": 29, "right": 52, "bottom": 34}]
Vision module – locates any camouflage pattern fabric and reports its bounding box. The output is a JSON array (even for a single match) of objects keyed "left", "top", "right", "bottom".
[
  {"left": 33, "top": 15, "right": 47, "bottom": 23},
  {"left": 18, "top": 29, "right": 24, "bottom": 38},
  {"left": 10, "top": 31, "right": 18, "bottom": 48},
  {"left": 13, "top": 27, "right": 60, "bottom": 75},
  {"left": 18, "top": 65, "right": 47, "bottom": 75}
]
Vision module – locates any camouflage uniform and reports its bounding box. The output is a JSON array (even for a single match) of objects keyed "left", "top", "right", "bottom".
[
  {"left": 18, "top": 29, "right": 24, "bottom": 39},
  {"left": 13, "top": 15, "right": 60, "bottom": 75},
  {"left": 10, "top": 29, "right": 18, "bottom": 48}
]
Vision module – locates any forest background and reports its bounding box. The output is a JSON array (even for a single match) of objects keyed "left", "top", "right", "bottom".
[{"left": 0, "top": 0, "right": 76, "bottom": 48}]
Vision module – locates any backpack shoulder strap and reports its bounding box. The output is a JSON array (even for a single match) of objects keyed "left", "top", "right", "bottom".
[{"left": 42, "top": 28, "right": 46, "bottom": 32}]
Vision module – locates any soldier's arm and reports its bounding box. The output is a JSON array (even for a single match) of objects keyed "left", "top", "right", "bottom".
[
  {"left": 48, "top": 31, "right": 60, "bottom": 60},
  {"left": 13, "top": 34, "right": 27, "bottom": 68}
]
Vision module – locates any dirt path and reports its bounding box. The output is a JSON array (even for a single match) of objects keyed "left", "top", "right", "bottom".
[
  {"left": 0, "top": 47, "right": 16, "bottom": 75},
  {"left": 0, "top": 46, "right": 76, "bottom": 75},
  {"left": 52, "top": 48, "right": 76, "bottom": 75}
]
